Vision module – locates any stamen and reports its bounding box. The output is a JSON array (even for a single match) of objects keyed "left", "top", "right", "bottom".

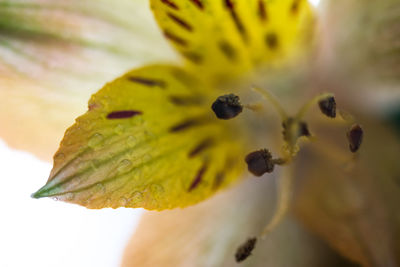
[
  {"left": 236, "top": 86, "right": 364, "bottom": 257},
  {"left": 243, "top": 103, "right": 263, "bottom": 112},
  {"left": 318, "top": 96, "right": 337, "bottom": 118},
  {"left": 295, "top": 93, "right": 334, "bottom": 120},
  {"left": 339, "top": 109, "right": 355, "bottom": 123},
  {"left": 283, "top": 119, "right": 311, "bottom": 140},
  {"left": 245, "top": 149, "right": 275, "bottom": 176},
  {"left": 235, "top": 237, "right": 257, "bottom": 262},
  {"left": 260, "top": 166, "right": 293, "bottom": 239},
  {"left": 252, "top": 87, "right": 287, "bottom": 120},
  {"left": 282, "top": 118, "right": 311, "bottom": 156},
  {"left": 211, "top": 94, "right": 243, "bottom": 120},
  {"left": 347, "top": 124, "right": 363, "bottom": 153}
]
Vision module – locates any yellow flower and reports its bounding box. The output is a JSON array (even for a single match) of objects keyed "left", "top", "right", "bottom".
[
  {"left": 32, "top": 0, "right": 315, "bottom": 211},
  {"left": 2, "top": 0, "right": 399, "bottom": 265}
]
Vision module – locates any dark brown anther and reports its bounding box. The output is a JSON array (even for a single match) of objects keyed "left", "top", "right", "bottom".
[
  {"left": 347, "top": 124, "right": 363, "bottom": 153},
  {"left": 245, "top": 149, "right": 275, "bottom": 176},
  {"left": 235, "top": 238, "right": 257, "bottom": 263},
  {"left": 211, "top": 94, "right": 243, "bottom": 120},
  {"left": 318, "top": 96, "right": 337, "bottom": 118}
]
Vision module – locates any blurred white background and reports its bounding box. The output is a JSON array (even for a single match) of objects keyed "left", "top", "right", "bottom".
[
  {"left": 0, "top": 139, "right": 143, "bottom": 267},
  {"left": 309, "top": 0, "right": 320, "bottom": 6}
]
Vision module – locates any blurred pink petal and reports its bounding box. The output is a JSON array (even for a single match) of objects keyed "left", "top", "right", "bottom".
[
  {"left": 123, "top": 177, "right": 356, "bottom": 266},
  {"left": 294, "top": 116, "right": 400, "bottom": 266}
]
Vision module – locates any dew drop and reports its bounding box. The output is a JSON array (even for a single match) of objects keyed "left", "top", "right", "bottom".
[
  {"left": 88, "top": 133, "right": 104, "bottom": 148},
  {"left": 127, "top": 136, "right": 137, "bottom": 147},
  {"left": 144, "top": 130, "right": 155, "bottom": 138},
  {"left": 118, "top": 159, "right": 133, "bottom": 173},
  {"left": 95, "top": 183, "right": 106, "bottom": 194},
  {"left": 65, "top": 193, "right": 75, "bottom": 201},
  {"left": 105, "top": 198, "right": 112, "bottom": 207},
  {"left": 133, "top": 169, "right": 143, "bottom": 180},
  {"left": 114, "top": 124, "right": 125, "bottom": 135},
  {"left": 136, "top": 116, "right": 145, "bottom": 125},
  {"left": 142, "top": 153, "right": 152, "bottom": 163},
  {"left": 65, "top": 139, "right": 74, "bottom": 146},
  {"left": 150, "top": 184, "right": 164, "bottom": 195},
  {"left": 130, "top": 191, "right": 143, "bottom": 204},
  {"left": 119, "top": 197, "right": 128, "bottom": 206},
  {"left": 54, "top": 153, "right": 65, "bottom": 161}
]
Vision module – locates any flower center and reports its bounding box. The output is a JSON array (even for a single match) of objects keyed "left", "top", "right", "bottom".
[{"left": 211, "top": 86, "right": 364, "bottom": 262}]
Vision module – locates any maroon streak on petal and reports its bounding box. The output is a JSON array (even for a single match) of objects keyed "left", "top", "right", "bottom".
[
  {"left": 189, "top": 0, "right": 204, "bottom": 9},
  {"left": 167, "top": 12, "right": 193, "bottom": 31},
  {"left": 224, "top": 0, "right": 247, "bottom": 41},
  {"left": 107, "top": 110, "right": 143, "bottom": 119},
  {"left": 163, "top": 30, "right": 188, "bottom": 46},
  {"left": 290, "top": 0, "right": 301, "bottom": 14},
  {"left": 127, "top": 76, "right": 166, "bottom": 88},
  {"left": 258, "top": 0, "right": 268, "bottom": 21},
  {"left": 188, "top": 164, "right": 208, "bottom": 191},
  {"left": 213, "top": 172, "right": 225, "bottom": 189},
  {"left": 169, "top": 118, "right": 201, "bottom": 132},
  {"left": 161, "top": 0, "right": 179, "bottom": 10},
  {"left": 188, "top": 138, "right": 214, "bottom": 158},
  {"left": 181, "top": 51, "right": 203, "bottom": 64}
]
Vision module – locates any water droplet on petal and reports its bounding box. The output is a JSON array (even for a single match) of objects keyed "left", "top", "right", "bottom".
[
  {"left": 150, "top": 184, "right": 164, "bottom": 195},
  {"left": 119, "top": 197, "right": 128, "bottom": 206},
  {"left": 127, "top": 136, "right": 137, "bottom": 147},
  {"left": 54, "top": 153, "right": 65, "bottom": 161},
  {"left": 88, "top": 133, "right": 104, "bottom": 148},
  {"left": 65, "top": 138, "right": 74, "bottom": 146},
  {"left": 105, "top": 198, "right": 112, "bottom": 207},
  {"left": 114, "top": 124, "right": 125, "bottom": 135},
  {"left": 118, "top": 159, "right": 133, "bottom": 173},
  {"left": 65, "top": 193, "right": 75, "bottom": 201},
  {"left": 130, "top": 191, "right": 143, "bottom": 204},
  {"left": 95, "top": 183, "right": 106, "bottom": 194},
  {"left": 142, "top": 154, "right": 152, "bottom": 163}
]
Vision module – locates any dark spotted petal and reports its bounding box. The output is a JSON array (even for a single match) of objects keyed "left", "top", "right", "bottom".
[
  {"left": 151, "top": 0, "right": 315, "bottom": 83},
  {"left": 32, "top": 65, "right": 245, "bottom": 210}
]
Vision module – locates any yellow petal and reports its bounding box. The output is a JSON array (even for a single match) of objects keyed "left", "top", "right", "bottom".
[
  {"left": 33, "top": 65, "right": 245, "bottom": 210},
  {"left": 151, "top": 0, "right": 315, "bottom": 83}
]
